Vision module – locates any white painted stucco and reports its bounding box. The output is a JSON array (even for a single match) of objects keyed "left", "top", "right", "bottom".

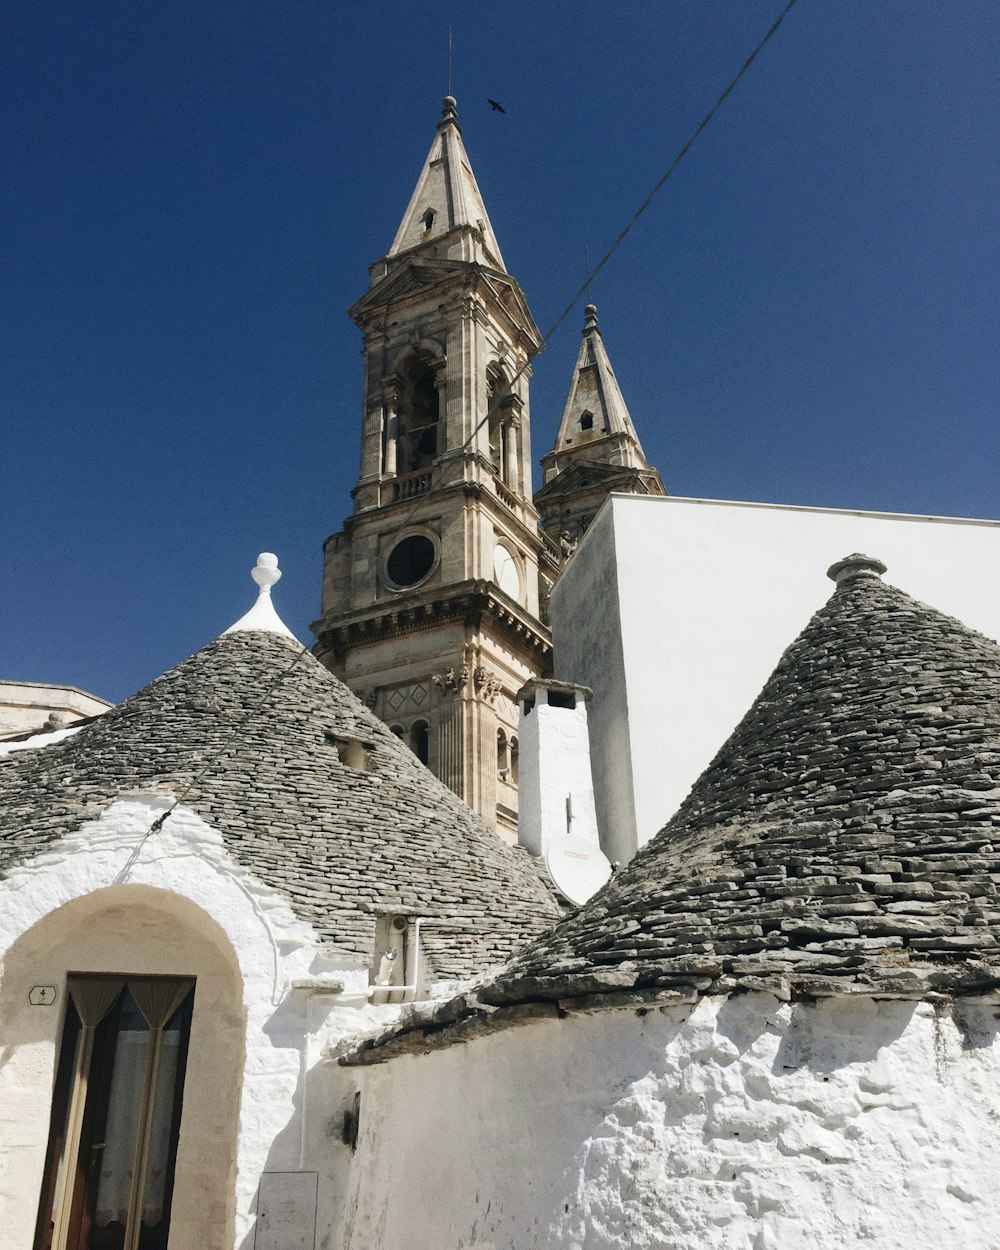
[
  {"left": 517, "top": 685, "right": 599, "bottom": 857},
  {"left": 341, "top": 992, "right": 1000, "bottom": 1250},
  {"left": 0, "top": 797, "right": 396, "bottom": 1250},
  {"left": 552, "top": 495, "right": 1000, "bottom": 863}
]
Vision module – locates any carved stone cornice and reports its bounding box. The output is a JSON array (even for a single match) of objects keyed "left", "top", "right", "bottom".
[
  {"left": 311, "top": 580, "right": 552, "bottom": 668},
  {"left": 380, "top": 374, "right": 402, "bottom": 407},
  {"left": 352, "top": 264, "right": 541, "bottom": 353}
]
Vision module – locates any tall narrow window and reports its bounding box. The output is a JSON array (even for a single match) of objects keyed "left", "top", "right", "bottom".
[
  {"left": 410, "top": 720, "right": 430, "bottom": 766},
  {"left": 35, "top": 975, "right": 194, "bottom": 1250},
  {"left": 487, "top": 369, "right": 510, "bottom": 481}
]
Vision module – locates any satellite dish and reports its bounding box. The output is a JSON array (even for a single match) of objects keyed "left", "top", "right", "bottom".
[{"left": 545, "top": 834, "right": 613, "bottom": 906}]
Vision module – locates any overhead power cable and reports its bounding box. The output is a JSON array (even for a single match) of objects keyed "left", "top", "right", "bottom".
[
  {"left": 544, "top": 0, "right": 801, "bottom": 349},
  {"left": 386, "top": 0, "right": 802, "bottom": 546}
]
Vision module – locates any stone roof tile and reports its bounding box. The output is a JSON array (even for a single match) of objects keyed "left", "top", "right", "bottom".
[
  {"left": 483, "top": 564, "right": 1000, "bottom": 1004},
  {"left": 0, "top": 630, "right": 558, "bottom": 979}
]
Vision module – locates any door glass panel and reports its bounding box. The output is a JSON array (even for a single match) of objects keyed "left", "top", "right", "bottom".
[
  {"left": 141, "top": 1009, "right": 184, "bottom": 1228},
  {"left": 94, "top": 991, "right": 149, "bottom": 1232},
  {"left": 34, "top": 977, "right": 194, "bottom": 1250}
]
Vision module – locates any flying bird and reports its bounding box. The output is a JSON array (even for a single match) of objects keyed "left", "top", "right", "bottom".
[{"left": 488, "top": 98, "right": 507, "bottom": 114}]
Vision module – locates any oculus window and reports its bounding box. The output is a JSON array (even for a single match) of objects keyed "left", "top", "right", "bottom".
[{"left": 385, "top": 534, "right": 436, "bottom": 588}]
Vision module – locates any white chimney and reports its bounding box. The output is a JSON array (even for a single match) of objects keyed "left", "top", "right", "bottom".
[{"left": 516, "top": 679, "right": 599, "bottom": 857}]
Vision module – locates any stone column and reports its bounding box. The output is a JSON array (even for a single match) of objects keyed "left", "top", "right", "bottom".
[
  {"left": 431, "top": 356, "right": 448, "bottom": 454},
  {"left": 436, "top": 700, "right": 464, "bottom": 797},
  {"left": 381, "top": 377, "right": 401, "bottom": 477},
  {"left": 473, "top": 666, "right": 504, "bottom": 828},
  {"left": 474, "top": 695, "right": 499, "bottom": 828},
  {"left": 504, "top": 414, "right": 520, "bottom": 490},
  {"left": 432, "top": 659, "right": 470, "bottom": 799}
]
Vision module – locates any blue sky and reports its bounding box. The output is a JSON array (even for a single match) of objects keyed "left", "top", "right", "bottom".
[{"left": 4, "top": 1, "right": 998, "bottom": 702}]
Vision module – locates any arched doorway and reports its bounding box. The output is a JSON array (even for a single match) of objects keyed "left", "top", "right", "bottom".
[{"left": 0, "top": 885, "right": 245, "bottom": 1250}]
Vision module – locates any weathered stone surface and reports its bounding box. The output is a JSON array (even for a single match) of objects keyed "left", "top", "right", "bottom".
[
  {"left": 0, "top": 630, "right": 559, "bottom": 978},
  {"left": 477, "top": 570, "right": 1000, "bottom": 1007}
]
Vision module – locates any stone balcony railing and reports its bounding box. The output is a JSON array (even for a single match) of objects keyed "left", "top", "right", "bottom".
[
  {"left": 391, "top": 469, "right": 432, "bottom": 503},
  {"left": 493, "top": 477, "right": 518, "bottom": 511}
]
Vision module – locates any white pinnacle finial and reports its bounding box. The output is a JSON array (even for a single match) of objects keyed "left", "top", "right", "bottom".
[
  {"left": 222, "top": 552, "right": 298, "bottom": 640},
  {"left": 251, "top": 552, "right": 282, "bottom": 591}
]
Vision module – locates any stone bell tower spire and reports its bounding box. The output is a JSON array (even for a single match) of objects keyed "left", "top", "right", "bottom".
[
  {"left": 313, "top": 98, "right": 554, "bottom": 841},
  {"left": 387, "top": 95, "right": 507, "bottom": 269},
  {"left": 535, "top": 304, "right": 666, "bottom": 549}
]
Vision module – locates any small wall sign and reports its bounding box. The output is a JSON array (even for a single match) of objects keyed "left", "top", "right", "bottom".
[
  {"left": 255, "top": 1172, "right": 317, "bottom": 1250},
  {"left": 29, "top": 986, "right": 57, "bottom": 1006}
]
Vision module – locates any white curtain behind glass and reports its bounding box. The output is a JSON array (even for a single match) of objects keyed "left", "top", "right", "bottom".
[
  {"left": 141, "top": 1028, "right": 181, "bottom": 1224},
  {"left": 95, "top": 995, "right": 149, "bottom": 1228}
]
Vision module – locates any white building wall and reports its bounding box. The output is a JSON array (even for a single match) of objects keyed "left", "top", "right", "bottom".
[
  {"left": 552, "top": 495, "right": 1000, "bottom": 863},
  {"left": 341, "top": 992, "right": 1000, "bottom": 1250},
  {"left": 0, "top": 797, "right": 389, "bottom": 1250}
]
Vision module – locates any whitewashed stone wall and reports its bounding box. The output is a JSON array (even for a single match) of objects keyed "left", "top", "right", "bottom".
[
  {"left": 0, "top": 797, "right": 394, "bottom": 1250},
  {"left": 340, "top": 992, "right": 1000, "bottom": 1250}
]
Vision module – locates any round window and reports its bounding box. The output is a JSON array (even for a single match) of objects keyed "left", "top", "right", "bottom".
[{"left": 386, "top": 534, "right": 436, "bottom": 587}]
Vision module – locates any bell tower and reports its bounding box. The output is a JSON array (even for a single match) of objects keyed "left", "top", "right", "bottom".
[
  {"left": 313, "top": 97, "right": 554, "bottom": 839},
  {"left": 535, "top": 303, "right": 666, "bottom": 549}
]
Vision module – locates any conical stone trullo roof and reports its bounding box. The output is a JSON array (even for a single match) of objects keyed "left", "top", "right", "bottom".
[
  {"left": 484, "top": 554, "right": 1000, "bottom": 1006},
  {"left": 0, "top": 627, "right": 559, "bottom": 979}
]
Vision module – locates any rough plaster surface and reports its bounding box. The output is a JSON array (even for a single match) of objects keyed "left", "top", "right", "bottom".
[
  {"left": 518, "top": 694, "right": 599, "bottom": 857},
  {"left": 342, "top": 993, "right": 1000, "bottom": 1250},
  {"left": 0, "top": 798, "right": 383, "bottom": 1250}
]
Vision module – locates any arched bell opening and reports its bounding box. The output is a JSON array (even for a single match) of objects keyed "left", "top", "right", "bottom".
[
  {"left": 496, "top": 728, "right": 508, "bottom": 778},
  {"left": 486, "top": 366, "right": 511, "bottom": 482},
  {"left": 486, "top": 365, "right": 521, "bottom": 491},
  {"left": 397, "top": 355, "right": 441, "bottom": 473}
]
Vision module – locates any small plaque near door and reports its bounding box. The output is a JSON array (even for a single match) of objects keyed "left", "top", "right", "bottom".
[
  {"left": 29, "top": 985, "right": 57, "bottom": 1006},
  {"left": 255, "top": 1172, "right": 318, "bottom": 1250}
]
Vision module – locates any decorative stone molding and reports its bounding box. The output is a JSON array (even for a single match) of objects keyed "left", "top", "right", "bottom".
[
  {"left": 384, "top": 682, "right": 430, "bottom": 715},
  {"left": 380, "top": 375, "right": 403, "bottom": 407},
  {"left": 474, "top": 669, "right": 503, "bottom": 704},
  {"left": 432, "top": 661, "right": 470, "bottom": 699},
  {"left": 559, "top": 531, "right": 578, "bottom": 560}
]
